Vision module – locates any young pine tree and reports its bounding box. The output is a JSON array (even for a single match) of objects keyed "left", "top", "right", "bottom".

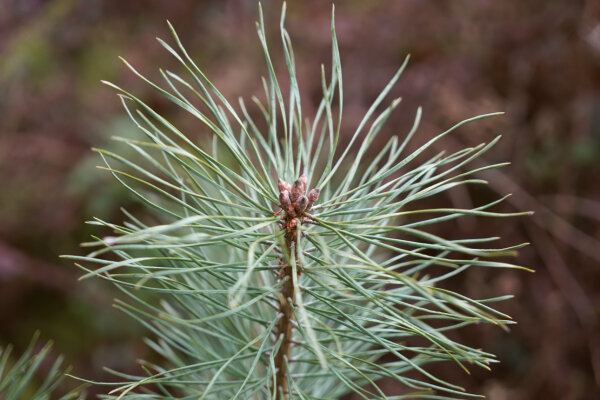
[
  {"left": 65, "top": 4, "right": 530, "bottom": 400},
  {"left": 0, "top": 333, "right": 85, "bottom": 399}
]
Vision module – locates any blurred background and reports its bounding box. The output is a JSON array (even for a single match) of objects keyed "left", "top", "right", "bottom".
[{"left": 1, "top": 0, "right": 599, "bottom": 398}]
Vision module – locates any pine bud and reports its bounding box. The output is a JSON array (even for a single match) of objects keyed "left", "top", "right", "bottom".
[
  {"left": 295, "top": 195, "right": 308, "bottom": 213},
  {"left": 279, "top": 190, "right": 291, "bottom": 209},
  {"left": 298, "top": 174, "right": 308, "bottom": 192},
  {"left": 278, "top": 179, "right": 291, "bottom": 193},
  {"left": 290, "top": 179, "right": 303, "bottom": 202},
  {"left": 307, "top": 188, "right": 320, "bottom": 209}
]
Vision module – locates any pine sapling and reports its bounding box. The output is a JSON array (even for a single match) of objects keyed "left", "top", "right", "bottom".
[{"left": 63, "top": 4, "right": 531, "bottom": 399}]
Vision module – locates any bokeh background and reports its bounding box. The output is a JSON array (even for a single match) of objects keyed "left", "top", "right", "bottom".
[{"left": 1, "top": 0, "right": 599, "bottom": 399}]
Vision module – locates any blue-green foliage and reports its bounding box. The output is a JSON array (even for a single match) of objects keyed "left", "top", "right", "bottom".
[
  {"left": 0, "top": 333, "right": 85, "bottom": 400},
  {"left": 66, "top": 4, "right": 529, "bottom": 399}
]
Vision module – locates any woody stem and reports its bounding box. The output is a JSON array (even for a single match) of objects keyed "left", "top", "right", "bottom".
[{"left": 273, "top": 237, "right": 296, "bottom": 400}]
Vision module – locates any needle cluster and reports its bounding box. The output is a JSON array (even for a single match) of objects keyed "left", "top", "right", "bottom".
[{"left": 63, "top": 3, "right": 529, "bottom": 400}]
